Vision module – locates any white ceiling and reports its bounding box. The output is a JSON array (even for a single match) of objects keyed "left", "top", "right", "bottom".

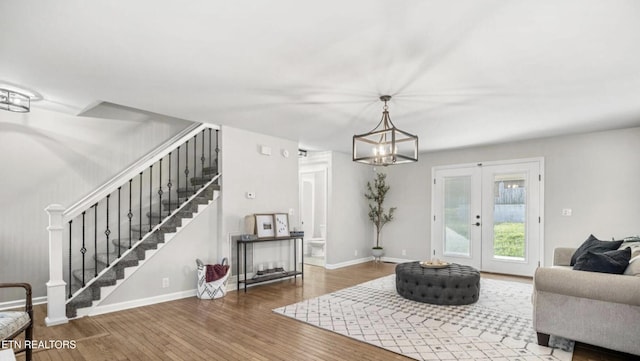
[{"left": 2, "top": 0, "right": 640, "bottom": 153}]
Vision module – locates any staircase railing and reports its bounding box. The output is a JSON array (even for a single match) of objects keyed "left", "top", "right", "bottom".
[{"left": 45, "top": 123, "right": 220, "bottom": 326}]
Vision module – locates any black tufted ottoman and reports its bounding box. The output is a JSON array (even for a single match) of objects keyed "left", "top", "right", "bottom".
[{"left": 395, "top": 262, "right": 480, "bottom": 305}]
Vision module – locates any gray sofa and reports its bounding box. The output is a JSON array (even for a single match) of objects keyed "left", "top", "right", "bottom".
[{"left": 533, "top": 247, "right": 640, "bottom": 356}]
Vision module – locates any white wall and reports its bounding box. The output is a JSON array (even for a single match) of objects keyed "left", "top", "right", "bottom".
[
  {"left": 0, "top": 107, "right": 193, "bottom": 302},
  {"left": 325, "top": 151, "right": 372, "bottom": 266},
  {"left": 219, "top": 126, "right": 299, "bottom": 273},
  {"left": 98, "top": 201, "right": 218, "bottom": 307},
  {"left": 383, "top": 127, "right": 640, "bottom": 267}
]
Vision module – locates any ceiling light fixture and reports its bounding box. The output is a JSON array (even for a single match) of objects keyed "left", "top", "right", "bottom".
[
  {"left": 352, "top": 95, "right": 418, "bottom": 166},
  {"left": 0, "top": 88, "right": 30, "bottom": 113}
]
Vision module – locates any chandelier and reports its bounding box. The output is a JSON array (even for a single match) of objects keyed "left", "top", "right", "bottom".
[
  {"left": 352, "top": 95, "right": 418, "bottom": 165},
  {"left": 0, "top": 88, "right": 30, "bottom": 113}
]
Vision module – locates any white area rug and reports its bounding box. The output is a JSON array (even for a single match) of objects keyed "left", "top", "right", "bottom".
[{"left": 274, "top": 275, "right": 574, "bottom": 361}]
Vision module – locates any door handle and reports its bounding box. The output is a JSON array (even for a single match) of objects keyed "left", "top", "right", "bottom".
[{"left": 472, "top": 222, "right": 481, "bottom": 226}]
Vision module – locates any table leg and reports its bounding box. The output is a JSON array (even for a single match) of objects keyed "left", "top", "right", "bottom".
[
  {"left": 301, "top": 237, "right": 304, "bottom": 280},
  {"left": 236, "top": 240, "right": 239, "bottom": 292},
  {"left": 243, "top": 243, "right": 247, "bottom": 293}
]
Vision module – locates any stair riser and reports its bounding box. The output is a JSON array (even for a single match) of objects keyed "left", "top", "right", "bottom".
[
  {"left": 190, "top": 197, "right": 210, "bottom": 206},
  {"left": 114, "top": 242, "right": 157, "bottom": 257},
  {"left": 190, "top": 179, "right": 211, "bottom": 186},
  {"left": 90, "top": 285, "right": 101, "bottom": 301},
  {"left": 132, "top": 224, "right": 178, "bottom": 237},
  {"left": 96, "top": 257, "right": 139, "bottom": 271},
  {"left": 175, "top": 185, "right": 217, "bottom": 198},
  {"left": 177, "top": 189, "right": 197, "bottom": 198},
  {"left": 73, "top": 274, "right": 117, "bottom": 289},
  {"left": 147, "top": 210, "right": 193, "bottom": 222},
  {"left": 150, "top": 184, "right": 216, "bottom": 209}
]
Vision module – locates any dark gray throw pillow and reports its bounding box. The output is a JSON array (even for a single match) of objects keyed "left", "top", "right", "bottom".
[
  {"left": 573, "top": 247, "right": 631, "bottom": 274},
  {"left": 570, "top": 234, "right": 624, "bottom": 266}
]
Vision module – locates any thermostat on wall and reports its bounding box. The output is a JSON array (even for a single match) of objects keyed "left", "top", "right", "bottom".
[{"left": 260, "top": 145, "right": 272, "bottom": 155}]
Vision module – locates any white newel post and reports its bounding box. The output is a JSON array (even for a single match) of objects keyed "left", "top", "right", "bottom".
[{"left": 45, "top": 204, "right": 69, "bottom": 326}]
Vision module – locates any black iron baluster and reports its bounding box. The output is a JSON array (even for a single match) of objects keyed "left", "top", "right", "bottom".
[
  {"left": 168, "top": 152, "right": 172, "bottom": 215},
  {"left": 118, "top": 187, "right": 122, "bottom": 258},
  {"left": 128, "top": 179, "right": 133, "bottom": 249},
  {"left": 201, "top": 130, "right": 205, "bottom": 188},
  {"left": 93, "top": 203, "right": 98, "bottom": 277},
  {"left": 81, "top": 211, "right": 86, "bottom": 287},
  {"left": 193, "top": 135, "right": 197, "bottom": 193},
  {"left": 139, "top": 172, "right": 142, "bottom": 241},
  {"left": 177, "top": 146, "right": 180, "bottom": 207},
  {"left": 158, "top": 158, "right": 163, "bottom": 226},
  {"left": 68, "top": 220, "right": 72, "bottom": 298},
  {"left": 105, "top": 195, "right": 110, "bottom": 267},
  {"left": 215, "top": 129, "right": 220, "bottom": 177},
  {"left": 208, "top": 128, "right": 212, "bottom": 171},
  {"left": 149, "top": 164, "right": 153, "bottom": 233},
  {"left": 184, "top": 140, "right": 189, "bottom": 197}
]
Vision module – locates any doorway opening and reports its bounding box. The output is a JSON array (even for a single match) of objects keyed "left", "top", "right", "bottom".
[{"left": 299, "top": 156, "right": 329, "bottom": 267}]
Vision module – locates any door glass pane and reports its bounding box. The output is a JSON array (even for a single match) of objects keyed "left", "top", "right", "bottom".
[
  {"left": 444, "top": 176, "right": 471, "bottom": 256},
  {"left": 492, "top": 173, "right": 526, "bottom": 260}
]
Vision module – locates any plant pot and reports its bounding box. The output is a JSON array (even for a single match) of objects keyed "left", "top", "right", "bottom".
[{"left": 372, "top": 248, "right": 384, "bottom": 259}]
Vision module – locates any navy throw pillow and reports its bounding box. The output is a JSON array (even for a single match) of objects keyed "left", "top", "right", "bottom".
[
  {"left": 570, "top": 234, "right": 623, "bottom": 266},
  {"left": 573, "top": 247, "right": 631, "bottom": 274}
]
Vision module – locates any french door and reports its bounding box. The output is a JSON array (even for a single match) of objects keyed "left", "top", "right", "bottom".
[{"left": 431, "top": 159, "right": 543, "bottom": 276}]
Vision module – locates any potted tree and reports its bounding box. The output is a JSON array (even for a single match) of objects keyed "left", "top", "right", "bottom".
[{"left": 365, "top": 172, "right": 396, "bottom": 260}]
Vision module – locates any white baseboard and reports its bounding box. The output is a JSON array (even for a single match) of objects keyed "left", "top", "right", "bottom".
[
  {"left": 325, "top": 256, "right": 373, "bottom": 270},
  {"left": 380, "top": 256, "right": 414, "bottom": 264},
  {"left": 45, "top": 316, "right": 69, "bottom": 326},
  {"left": 88, "top": 289, "right": 196, "bottom": 316},
  {"left": 0, "top": 296, "right": 47, "bottom": 311}
]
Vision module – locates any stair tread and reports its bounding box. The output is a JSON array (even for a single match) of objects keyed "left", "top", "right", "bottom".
[
  {"left": 161, "top": 197, "right": 189, "bottom": 204},
  {"left": 95, "top": 251, "right": 139, "bottom": 265},
  {"left": 72, "top": 268, "right": 117, "bottom": 283},
  {"left": 178, "top": 183, "right": 220, "bottom": 191},
  {"left": 162, "top": 195, "right": 207, "bottom": 206},
  {"left": 131, "top": 224, "right": 178, "bottom": 232},
  {"left": 113, "top": 236, "right": 156, "bottom": 244},
  {"left": 111, "top": 237, "right": 138, "bottom": 247},
  {"left": 147, "top": 209, "right": 193, "bottom": 217},
  {"left": 68, "top": 290, "right": 93, "bottom": 305}
]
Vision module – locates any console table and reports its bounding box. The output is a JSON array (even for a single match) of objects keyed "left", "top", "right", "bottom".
[{"left": 236, "top": 235, "right": 304, "bottom": 293}]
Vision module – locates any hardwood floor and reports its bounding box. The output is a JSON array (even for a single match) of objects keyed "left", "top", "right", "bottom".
[{"left": 11, "top": 262, "right": 638, "bottom": 360}]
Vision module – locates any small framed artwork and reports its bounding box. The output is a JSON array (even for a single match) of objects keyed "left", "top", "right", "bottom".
[
  {"left": 274, "top": 213, "right": 290, "bottom": 238},
  {"left": 254, "top": 214, "right": 275, "bottom": 239}
]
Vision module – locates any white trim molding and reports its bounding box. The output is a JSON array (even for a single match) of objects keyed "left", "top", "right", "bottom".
[
  {"left": 0, "top": 296, "right": 47, "bottom": 312},
  {"left": 88, "top": 289, "right": 197, "bottom": 316},
  {"left": 325, "top": 256, "right": 373, "bottom": 270}
]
